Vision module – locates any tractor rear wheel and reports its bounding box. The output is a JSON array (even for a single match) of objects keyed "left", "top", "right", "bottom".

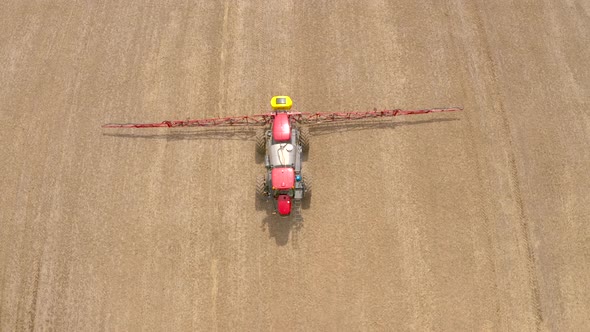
[
  {"left": 299, "top": 127, "right": 310, "bottom": 153},
  {"left": 255, "top": 174, "right": 268, "bottom": 211},
  {"left": 256, "top": 174, "right": 267, "bottom": 197},
  {"left": 302, "top": 173, "right": 312, "bottom": 195},
  {"left": 302, "top": 173, "right": 312, "bottom": 209},
  {"left": 256, "top": 129, "right": 266, "bottom": 155}
]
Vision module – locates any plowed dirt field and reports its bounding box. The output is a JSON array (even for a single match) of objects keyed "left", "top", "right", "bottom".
[{"left": 1, "top": 1, "right": 589, "bottom": 330}]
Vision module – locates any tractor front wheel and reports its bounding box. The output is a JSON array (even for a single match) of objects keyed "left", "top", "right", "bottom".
[
  {"left": 256, "top": 129, "right": 266, "bottom": 155},
  {"left": 299, "top": 127, "right": 310, "bottom": 153}
]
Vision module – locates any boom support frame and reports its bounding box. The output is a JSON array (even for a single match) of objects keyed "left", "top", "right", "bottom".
[{"left": 102, "top": 107, "right": 461, "bottom": 129}]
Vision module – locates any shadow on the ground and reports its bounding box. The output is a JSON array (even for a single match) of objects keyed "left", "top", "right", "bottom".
[
  {"left": 102, "top": 127, "right": 259, "bottom": 141},
  {"left": 258, "top": 198, "right": 304, "bottom": 247},
  {"left": 104, "top": 116, "right": 458, "bottom": 248},
  {"left": 102, "top": 117, "right": 459, "bottom": 141},
  {"left": 307, "top": 117, "right": 460, "bottom": 136}
]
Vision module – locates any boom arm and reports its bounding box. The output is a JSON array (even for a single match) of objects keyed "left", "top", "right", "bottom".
[
  {"left": 102, "top": 113, "right": 272, "bottom": 128},
  {"left": 102, "top": 107, "right": 461, "bottom": 128},
  {"left": 292, "top": 107, "right": 462, "bottom": 124}
]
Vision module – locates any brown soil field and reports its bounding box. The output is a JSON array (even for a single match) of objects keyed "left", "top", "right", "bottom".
[{"left": 1, "top": 1, "right": 589, "bottom": 330}]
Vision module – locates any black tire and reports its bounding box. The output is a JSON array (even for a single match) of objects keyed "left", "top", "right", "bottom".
[
  {"left": 255, "top": 174, "right": 268, "bottom": 211},
  {"left": 256, "top": 174, "right": 267, "bottom": 197},
  {"left": 302, "top": 173, "right": 312, "bottom": 209},
  {"left": 299, "top": 126, "right": 310, "bottom": 153},
  {"left": 302, "top": 173, "right": 312, "bottom": 195},
  {"left": 256, "top": 129, "right": 267, "bottom": 155}
]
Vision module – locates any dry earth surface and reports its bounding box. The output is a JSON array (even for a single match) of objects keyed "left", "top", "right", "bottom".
[{"left": 1, "top": 0, "right": 589, "bottom": 330}]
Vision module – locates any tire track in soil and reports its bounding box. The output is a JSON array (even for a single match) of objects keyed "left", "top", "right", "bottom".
[
  {"left": 442, "top": 7, "right": 502, "bottom": 325},
  {"left": 452, "top": 1, "right": 543, "bottom": 328},
  {"left": 488, "top": 66, "right": 544, "bottom": 331},
  {"left": 469, "top": 3, "right": 543, "bottom": 328},
  {"left": 15, "top": 257, "right": 41, "bottom": 331},
  {"left": 3, "top": 1, "right": 588, "bottom": 330},
  {"left": 208, "top": 1, "right": 233, "bottom": 328},
  {"left": 28, "top": 259, "right": 41, "bottom": 331}
]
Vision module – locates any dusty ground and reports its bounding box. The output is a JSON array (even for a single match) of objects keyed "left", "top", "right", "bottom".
[{"left": 1, "top": 0, "right": 589, "bottom": 330}]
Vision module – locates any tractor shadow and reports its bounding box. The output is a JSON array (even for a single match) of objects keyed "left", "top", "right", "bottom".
[
  {"left": 258, "top": 199, "right": 304, "bottom": 247},
  {"left": 261, "top": 212, "right": 304, "bottom": 247}
]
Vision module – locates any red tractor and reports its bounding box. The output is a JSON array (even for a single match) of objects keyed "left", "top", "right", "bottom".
[
  {"left": 103, "top": 96, "right": 461, "bottom": 217},
  {"left": 254, "top": 96, "right": 310, "bottom": 216}
]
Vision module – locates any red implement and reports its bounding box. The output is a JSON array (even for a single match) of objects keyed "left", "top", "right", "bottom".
[
  {"left": 101, "top": 107, "right": 460, "bottom": 129},
  {"left": 102, "top": 114, "right": 272, "bottom": 128},
  {"left": 102, "top": 104, "right": 461, "bottom": 218},
  {"left": 293, "top": 107, "right": 462, "bottom": 124}
]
